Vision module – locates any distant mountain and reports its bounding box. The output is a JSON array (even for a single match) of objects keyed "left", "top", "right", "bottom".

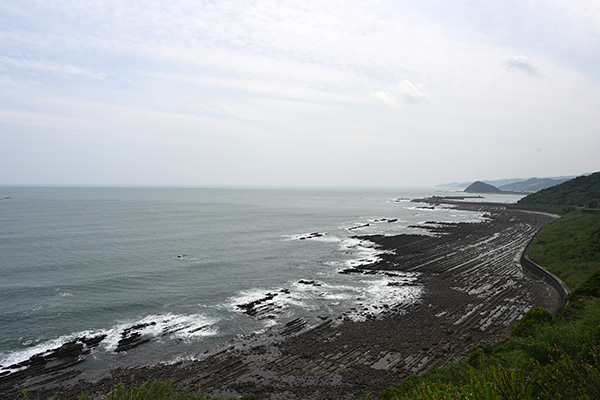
[
  {"left": 483, "top": 178, "right": 526, "bottom": 187},
  {"left": 437, "top": 174, "right": 585, "bottom": 190},
  {"left": 517, "top": 172, "right": 600, "bottom": 213},
  {"left": 438, "top": 178, "right": 538, "bottom": 189},
  {"left": 437, "top": 179, "right": 520, "bottom": 189},
  {"left": 499, "top": 177, "right": 569, "bottom": 193},
  {"left": 464, "top": 181, "right": 502, "bottom": 193},
  {"left": 435, "top": 181, "right": 473, "bottom": 189}
]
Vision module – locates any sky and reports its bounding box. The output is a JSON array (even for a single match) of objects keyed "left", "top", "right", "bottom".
[{"left": 0, "top": 1, "right": 599, "bottom": 187}]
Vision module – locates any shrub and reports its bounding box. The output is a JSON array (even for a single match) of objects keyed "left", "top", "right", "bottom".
[
  {"left": 468, "top": 344, "right": 495, "bottom": 368},
  {"left": 510, "top": 308, "right": 553, "bottom": 338},
  {"left": 92, "top": 380, "right": 227, "bottom": 400},
  {"left": 571, "top": 269, "right": 600, "bottom": 299}
]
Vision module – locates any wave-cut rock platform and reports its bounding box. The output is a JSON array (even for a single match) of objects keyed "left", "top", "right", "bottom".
[{"left": 2, "top": 202, "right": 563, "bottom": 400}]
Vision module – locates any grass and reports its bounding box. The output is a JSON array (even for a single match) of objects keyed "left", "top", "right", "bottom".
[
  {"left": 528, "top": 210, "right": 600, "bottom": 289},
  {"left": 82, "top": 381, "right": 223, "bottom": 400},
  {"left": 21, "top": 380, "right": 256, "bottom": 400}
]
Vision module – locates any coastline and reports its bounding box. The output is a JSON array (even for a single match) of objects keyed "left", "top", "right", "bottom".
[{"left": 2, "top": 201, "right": 563, "bottom": 400}]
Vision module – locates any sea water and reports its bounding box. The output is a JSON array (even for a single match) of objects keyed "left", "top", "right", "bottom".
[{"left": 0, "top": 186, "right": 493, "bottom": 379}]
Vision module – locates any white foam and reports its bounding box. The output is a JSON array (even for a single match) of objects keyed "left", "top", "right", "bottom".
[
  {"left": 0, "top": 312, "right": 219, "bottom": 372},
  {"left": 101, "top": 312, "right": 219, "bottom": 351},
  {"left": 345, "top": 216, "right": 437, "bottom": 237},
  {"left": 277, "top": 291, "right": 312, "bottom": 310},
  {"left": 228, "top": 286, "right": 314, "bottom": 318},
  {"left": 322, "top": 292, "right": 354, "bottom": 301},
  {"left": 0, "top": 328, "right": 109, "bottom": 371},
  {"left": 345, "top": 275, "right": 422, "bottom": 321},
  {"left": 404, "top": 206, "right": 430, "bottom": 211},
  {"left": 226, "top": 288, "right": 275, "bottom": 309},
  {"left": 339, "top": 238, "right": 393, "bottom": 268},
  {"left": 54, "top": 287, "right": 74, "bottom": 297},
  {"left": 283, "top": 232, "right": 342, "bottom": 243},
  {"left": 261, "top": 319, "right": 278, "bottom": 328}
]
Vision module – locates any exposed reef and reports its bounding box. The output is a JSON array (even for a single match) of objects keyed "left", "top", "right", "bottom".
[{"left": 2, "top": 202, "right": 563, "bottom": 400}]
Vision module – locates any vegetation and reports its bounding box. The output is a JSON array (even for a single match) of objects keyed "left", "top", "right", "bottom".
[
  {"left": 84, "top": 381, "right": 223, "bottom": 400},
  {"left": 498, "top": 177, "right": 569, "bottom": 193},
  {"left": 464, "top": 181, "right": 501, "bottom": 193},
  {"left": 21, "top": 380, "right": 255, "bottom": 400},
  {"left": 515, "top": 172, "right": 600, "bottom": 214},
  {"left": 528, "top": 210, "right": 600, "bottom": 289}
]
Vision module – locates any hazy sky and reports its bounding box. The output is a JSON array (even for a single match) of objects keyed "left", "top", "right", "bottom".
[{"left": 1, "top": 1, "right": 598, "bottom": 187}]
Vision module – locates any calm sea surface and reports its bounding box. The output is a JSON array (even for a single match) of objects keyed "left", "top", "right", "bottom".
[{"left": 0, "top": 186, "right": 505, "bottom": 378}]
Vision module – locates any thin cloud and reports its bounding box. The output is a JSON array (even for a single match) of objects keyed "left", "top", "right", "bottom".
[
  {"left": 0, "top": 74, "right": 17, "bottom": 85},
  {"left": 1, "top": 1, "right": 599, "bottom": 186},
  {"left": 398, "top": 80, "right": 428, "bottom": 103},
  {"left": 372, "top": 90, "right": 398, "bottom": 107},
  {"left": 0, "top": 108, "right": 84, "bottom": 130},
  {"left": 0, "top": 56, "right": 105, "bottom": 80},
  {"left": 505, "top": 55, "right": 539, "bottom": 76},
  {"left": 144, "top": 72, "right": 363, "bottom": 105},
  {"left": 372, "top": 80, "right": 427, "bottom": 106}
]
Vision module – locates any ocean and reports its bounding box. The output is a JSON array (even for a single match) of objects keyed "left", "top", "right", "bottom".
[{"left": 0, "top": 186, "right": 505, "bottom": 380}]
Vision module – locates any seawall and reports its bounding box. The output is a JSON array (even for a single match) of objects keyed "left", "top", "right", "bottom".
[{"left": 520, "top": 227, "right": 571, "bottom": 309}]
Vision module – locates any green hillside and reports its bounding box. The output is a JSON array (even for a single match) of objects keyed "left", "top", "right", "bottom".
[
  {"left": 528, "top": 210, "right": 600, "bottom": 289},
  {"left": 498, "top": 177, "right": 568, "bottom": 193},
  {"left": 516, "top": 172, "right": 600, "bottom": 214},
  {"left": 464, "top": 181, "right": 501, "bottom": 193}
]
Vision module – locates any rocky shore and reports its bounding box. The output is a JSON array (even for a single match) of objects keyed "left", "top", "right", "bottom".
[{"left": 1, "top": 202, "right": 562, "bottom": 400}]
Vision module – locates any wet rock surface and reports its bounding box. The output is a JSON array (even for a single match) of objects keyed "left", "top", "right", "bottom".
[
  {"left": 0, "top": 334, "right": 106, "bottom": 393},
  {"left": 298, "top": 232, "right": 327, "bottom": 240},
  {"left": 115, "top": 322, "right": 156, "bottom": 353},
  {"left": 2, "top": 202, "right": 563, "bottom": 400},
  {"left": 236, "top": 292, "right": 281, "bottom": 317}
]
